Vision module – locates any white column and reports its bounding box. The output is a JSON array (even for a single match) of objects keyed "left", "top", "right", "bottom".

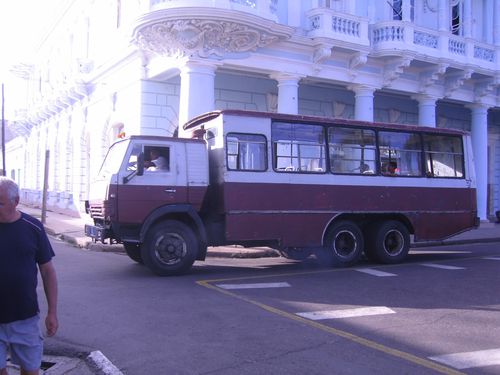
[
  {"left": 350, "top": 85, "right": 375, "bottom": 122},
  {"left": 272, "top": 74, "right": 301, "bottom": 115},
  {"left": 438, "top": 0, "right": 448, "bottom": 31},
  {"left": 402, "top": 0, "right": 412, "bottom": 22},
  {"left": 178, "top": 60, "right": 218, "bottom": 137},
  {"left": 469, "top": 104, "right": 489, "bottom": 221},
  {"left": 415, "top": 95, "right": 437, "bottom": 127},
  {"left": 463, "top": 0, "right": 472, "bottom": 38},
  {"left": 494, "top": 0, "right": 500, "bottom": 45}
]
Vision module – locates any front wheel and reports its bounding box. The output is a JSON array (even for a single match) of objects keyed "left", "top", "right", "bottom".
[
  {"left": 141, "top": 221, "right": 198, "bottom": 276},
  {"left": 365, "top": 220, "right": 410, "bottom": 264},
  {"left": 317, "top": 221, "right": 364, "bottom": 267}
]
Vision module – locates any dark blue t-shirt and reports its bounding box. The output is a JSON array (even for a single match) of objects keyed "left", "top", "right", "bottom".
[{"left": 0, "top": 212, "right": 55, "bottom": 323}]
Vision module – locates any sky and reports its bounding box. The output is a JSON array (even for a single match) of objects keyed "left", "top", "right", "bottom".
[{"left": 0, "top": 1, "right": 60, "bottom": 117}]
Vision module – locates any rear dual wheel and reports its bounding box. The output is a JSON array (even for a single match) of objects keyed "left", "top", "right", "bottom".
[
  {"left": 317, "top": 221, "right": 364, "bottom": 267},
  {"left": 364, "top": 220, "right": 410, "bottom": 264}
]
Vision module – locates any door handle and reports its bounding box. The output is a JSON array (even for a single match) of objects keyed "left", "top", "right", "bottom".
[{"left": 165, "top": 188, "right": 176, "bottom": 193}]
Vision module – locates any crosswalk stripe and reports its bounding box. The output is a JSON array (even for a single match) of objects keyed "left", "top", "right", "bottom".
[
  {"left": 296, "top": 306, "right": 395, "bottom": 320},
  {"left": 420, "top": 263, "right": 465, "bottom": 270},
  {"left": 356, "top": 268, "right": 397, "bottom": 277},
  {"left": 215, "top": 282, "right": 291, "bottom": 290},
  {"left": 429, "top": 348, "right": 500, "bottom": 369},
  {"left": 482, "top": 256, "right": 500, "bottom": 261}
]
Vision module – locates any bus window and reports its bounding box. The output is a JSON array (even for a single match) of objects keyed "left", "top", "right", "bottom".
[
  {"left": 423, "top": 135, "right": 464, "bottom": 178},
  {"left": 328, "top": 127, "right": 376, "bottom": 174},
  {"left": 379, "top": 131, "right": 422, "bottom": 176},
  {"left": 272, "top": 122, "right": 326, "bottom": 173},
  {"left": 226, "top": 133, "right": 267, "bottom": 171}
]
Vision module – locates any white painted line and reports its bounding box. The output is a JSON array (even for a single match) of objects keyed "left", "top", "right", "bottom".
[
  {"left": 483, "top": 256, "right": 500, "bottom": 261},
  {"left": 87, "top": 351, "right": 123, "bottom": 375},
  {"left": 420, "top": 263, "right": 465, "bottom": 270},
  {"left": 356, "top": 268, "right": 397, "bottom": 277},
  {"left": 429, "top": 348, "right": 500, "bottom": 369},
  {"left": 296, "top": 306, "right": 396, "bottom": 321},
  {"left": 216, "top": 282, "right": 291, "bottom": 290}
]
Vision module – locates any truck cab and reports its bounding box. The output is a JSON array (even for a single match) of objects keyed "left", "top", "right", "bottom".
[{"left": 85, "top": 135, "right": 209, "bottom": 275}]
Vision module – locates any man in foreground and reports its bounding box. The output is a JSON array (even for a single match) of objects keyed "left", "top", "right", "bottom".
[{"left": 0, "top": 177, "right": 58, "bottom": 375}]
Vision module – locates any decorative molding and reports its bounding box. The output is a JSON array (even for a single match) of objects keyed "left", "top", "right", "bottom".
[
  {"left": 349, "top": 52, "right": 368, "bottom": 69},
  {"left": 474, "top": 76, "right": 500, "bottom": 100},
  {"left": 313, "top": 45, "right": 332, "bottom": 64},
  {"left": 444, "top": 69, "right": 473, "bottom": 97},
  {"left": 382, "top": 57, "right": 412, "bottom": 87},
  {"left": 419, "top": 63, "right": 449, "bottom": 92},
  {"left": 134, "top": 18, "right": 289, "bottom": 58}
]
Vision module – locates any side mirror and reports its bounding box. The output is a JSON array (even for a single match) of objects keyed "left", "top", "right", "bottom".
[
  {"left": 137, "top": 152, "right": 144, "bottom": 176},
  {"left": 123, "top": 152, "right": 145, "bottom": 184}
]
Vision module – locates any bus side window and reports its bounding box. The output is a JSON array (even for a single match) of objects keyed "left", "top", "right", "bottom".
[
  {"left": 328, "top": 127, "right": 376, "bottom": 175},
  {"left": 272, "top": 122, "right": 326, "bottom": 173},
  {"left": 226, "top": 133, "right": 267, "bottom": 171},
  {"left": 378, "top": 131, "right": 422, "bottom": 176},
  {"left": 423, "top": 135, "right": 464, "bottom": 178}
]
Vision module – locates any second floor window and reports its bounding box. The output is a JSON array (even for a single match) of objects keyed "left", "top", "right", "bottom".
[{"left": 451, "top": 0, "right": 463, "bottom": 35}]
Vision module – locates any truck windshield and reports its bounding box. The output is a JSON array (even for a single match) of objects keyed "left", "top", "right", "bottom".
[{"left": 98, "top": 140, "right": 129, "bottom": 178}]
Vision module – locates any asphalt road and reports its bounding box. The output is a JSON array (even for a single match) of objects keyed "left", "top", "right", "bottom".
[{"left": 41, "top": 239, "right": 500, "bottom": 374}]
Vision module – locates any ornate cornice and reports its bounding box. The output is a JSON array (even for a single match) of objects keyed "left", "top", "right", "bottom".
[{"left": 132, "top": 8, "right": 293, "bottom": 58}]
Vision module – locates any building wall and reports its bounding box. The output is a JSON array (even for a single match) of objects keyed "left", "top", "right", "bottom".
[{"left": 5, "top": 0, "right": 500, "bottom": 220}]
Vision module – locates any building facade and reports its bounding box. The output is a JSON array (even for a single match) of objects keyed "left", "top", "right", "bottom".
[{"left": 6, "top": 0, "right": 500, "bottom": 220}]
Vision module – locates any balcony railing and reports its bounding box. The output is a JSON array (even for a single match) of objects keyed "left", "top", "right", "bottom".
[
  {"left": 371, "top": 21, "right": 498, "bottom": 67},
  {"left": 306, "top": 8, "right": 370, "bottom": 47},
  {"left": 149, "top": 0, "right": 278, "bottom": 22}
]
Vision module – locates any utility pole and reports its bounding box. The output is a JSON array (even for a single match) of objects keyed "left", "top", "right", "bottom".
[{"left": 1, "top": 83, "right": 5, "bottom": 176}]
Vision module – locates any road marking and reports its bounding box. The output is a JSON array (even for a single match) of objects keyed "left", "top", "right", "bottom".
[
  {"left": 420, "top": 263, "right": 465, "bottom": 270},
  {"left": 429, "top": 348, "right": 500, "bottom": 369},
  {"left": 356, "top": 268, "right": 397, "bottom": 277},
  {"left": 296, "top": 306, "right": 395, "bottom": 320},
  {"left": 482, "top": 256, "right": 500, "bottom": 261},
  {"left": 215, "top": 282, "right": 291, "bottom": 290},
  {"left": 198, "top": 276, "right": 465, "bottom": 375}
]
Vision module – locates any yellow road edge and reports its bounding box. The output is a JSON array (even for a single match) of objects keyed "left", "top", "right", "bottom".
[{"left": 196, "top": 277, "right": 466, "bottom": 375}]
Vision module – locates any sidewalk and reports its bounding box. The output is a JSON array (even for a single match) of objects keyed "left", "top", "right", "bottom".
[{"left": 19, "top": 204, "right": 500, "bottom": 257}]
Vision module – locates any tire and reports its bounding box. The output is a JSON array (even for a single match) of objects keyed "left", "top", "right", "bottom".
[
  {"left": 123, "top": 242, "right": 143, "bottom": 264},
  {"left": 365, "top": 220, "right": 410, "bottom": 264},
  {"left": 278, "top": 247, "right": 312, "bottom": 260},
  {"left": 317, "top": 221, "right": 364, "bottom": 267},
  {"left": 141, "top": 221, "right": 198, "bottom": 276}
]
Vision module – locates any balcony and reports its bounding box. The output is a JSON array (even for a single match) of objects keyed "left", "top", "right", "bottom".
[
  {"left": 306, "top": 8, "right": 370, "bottom": 50},
  {"left": 133, "top": 0, "right": 292, "bottom": 58},
  {"left": 371, "top": 21, "right": 498, "bottom": 71},
  {"left": 149, "top": 0, "right": 278, "bottom": 22}
]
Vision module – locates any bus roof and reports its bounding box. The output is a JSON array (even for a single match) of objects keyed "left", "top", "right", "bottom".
[{"left": 183, "top": 109, "right": 469, "bottom": 136}]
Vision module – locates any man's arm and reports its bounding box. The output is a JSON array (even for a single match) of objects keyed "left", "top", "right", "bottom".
[{"left": 39, "top": 260, "right": 58, "bottom": 336}]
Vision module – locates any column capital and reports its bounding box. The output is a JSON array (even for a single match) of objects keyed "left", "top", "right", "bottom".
[
  {"left": 270, "top": 72, "right": 305, "bottom": 83},
  {"left": 465, "top": 102, "right": 491, "bottom": 112},
  {"left": 179, "top": 58, "right": 222, "bottom": 74},
  {"left": 411, "top": 94, "right": 439, "bottom": 104},
  {"left": 347, "top": 84, "right": 378, "bottom": 96}
]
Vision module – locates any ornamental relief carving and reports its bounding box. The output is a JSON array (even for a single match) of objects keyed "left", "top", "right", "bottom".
[{"left": 135, "top": 19, "right": 282, "bottom": 58}]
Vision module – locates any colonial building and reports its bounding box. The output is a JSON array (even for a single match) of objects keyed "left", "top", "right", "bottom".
[{"left": 6, "top": 0, "right": 500, "bottom": 220}]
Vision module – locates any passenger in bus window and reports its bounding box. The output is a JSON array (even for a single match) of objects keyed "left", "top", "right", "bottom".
[
  {"left": 382, "top": 161, "right": 398, "bottom": 175},
  {"left": 360, "top": 163, "right": 374, "bottom": 174}
]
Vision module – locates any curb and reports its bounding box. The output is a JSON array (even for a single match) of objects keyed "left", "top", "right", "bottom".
[{"left": 86, "top": 351, "right": 123, "bottom": 375}]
